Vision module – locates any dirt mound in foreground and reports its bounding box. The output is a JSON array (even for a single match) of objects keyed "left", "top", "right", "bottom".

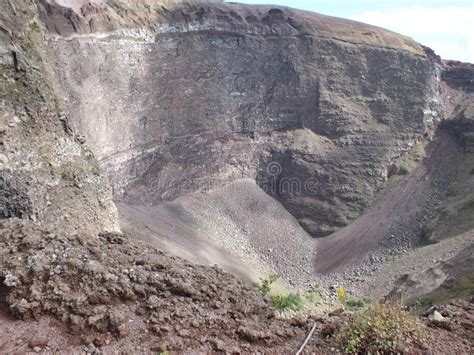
[
  {"left": 0, "top": 218, "right": 305, "bottom": 352},
  {"left": 1, "top": 218, "right": 473, "bottom": 353}
]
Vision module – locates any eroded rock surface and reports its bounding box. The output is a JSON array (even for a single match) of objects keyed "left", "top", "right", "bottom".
[
  {"left": 1, "top": 0, "right": 474, "bottom": 353},
  {"left": 0, "top": 219, "right": 303, "bottom": 352},
  {"left": 42, "top": 0, "right": 443, "bottom": 237}
]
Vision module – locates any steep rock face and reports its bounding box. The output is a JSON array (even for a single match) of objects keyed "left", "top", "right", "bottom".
[
  {"left": 379, "top": 63, "right": 474, "bottom": 305},
  {"left": 0, "top": 0, "right": 118, "bottom": 236},
  {"left": 0, "top": 4, "right": 306, "bottom": 351},
  {"left": 422, "top": 63, "right": 474, "bottom": 243},
  {"left": 2, "top": 2, "right": 474, "bottom": 352},
  {"left": 41, "top": 0, "right": 442, "bottom": 237}
]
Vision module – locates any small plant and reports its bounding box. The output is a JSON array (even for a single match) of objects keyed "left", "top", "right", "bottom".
[
  {"left": 23, "top": 38, "right": 35, "bottom": 51},
  {"left": 345, "top": 299, "right": 365, "bottom": 312},
  {"left": 257, "top": 273, "right": 279, "bottom": 295},
  {"left": 337, "top": 287, "right": 346, "bottom": 302},
  {"left": 336, "top": 304, "right": 427, "bottom": 354},
  {"left": 272, "top": 293, "right": 304, "bottom": 312}
]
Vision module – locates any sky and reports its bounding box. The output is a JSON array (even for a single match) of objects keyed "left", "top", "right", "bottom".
[{"left": 230, "top": 0, "right": 474, "bottom": 63}]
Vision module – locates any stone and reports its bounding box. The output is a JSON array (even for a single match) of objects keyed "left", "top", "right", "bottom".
[
  {"left": 321, "top": 322, "right": 338, "bottom": 337},
  {"left": 3, "top": 274, "right": 18, "bottom": 287},
  {"left": 0, "top": 153, "right": 8, "bottom": 164},
  {"left": 146, "top": 295, "right": 160, "bottom": 309},
  {"left": 28, "top": 335, "right": 48, "bottom": 349},
  {"left": 432, "top": 310, "right": 446, "bottom": 322},
  {"left": 117, "top": 323, "right": 129, "bottom": 338},
  {"left": 93, "top": 335, "right": 107, "bottom": 347},
  {"left": 0, "top": 1, "right": 473, "bottom": 354},
  {"left": 75, "top": 135, "right": 86, "bottom": 144},
  {"left": 329, "top": 308, "right": 344, "bottom": 317},
  {"left": 69, "top": 314, "right": 86, "bottom": 332}
]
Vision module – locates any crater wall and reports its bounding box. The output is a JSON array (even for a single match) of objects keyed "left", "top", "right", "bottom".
[{"left": 41, "top": 0, "right": 443, "bottom": 236}]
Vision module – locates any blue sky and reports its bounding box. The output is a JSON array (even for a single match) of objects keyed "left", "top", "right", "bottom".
[{"left": 230, "top": 0, "right": 474, "bottom": 62}]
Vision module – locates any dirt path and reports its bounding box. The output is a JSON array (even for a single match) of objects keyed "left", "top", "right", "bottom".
[{"left": 314, "top": 130, "right": 461, "bottom": 274}]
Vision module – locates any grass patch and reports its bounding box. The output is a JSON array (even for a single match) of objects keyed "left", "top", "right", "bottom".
[
  {"left": 337, "top": 286, "right": 367, "bottom": 312},
  {"left": 52, "top": 94, "right": 61, "bottom": 113},
  {"left": 345, "top": 299, "right": 366, "bottom": 312},
  {"left": 257, "top": 275, "right": 326, "bottom": 314},
  {"left": 272, "top": 293, "right": 304, "bottom": 312},
  {"left": 303, "top": 290, "right": 322, "bottom": 305},
  {"left": 29, "top": 21, "right": 40, "bottom": 33},
  {"left": 84, "top": 150, "right": 94, "bottom": 160},
  {"left": 257, "top": 273, "right": 279, "bottom": 295},
  {"left": 23, "top": 21, "right": 41, "bottom": 52},
  {"left": 336, "top": 304, "right": 427, "bottom": 354},
  {"left": 257, "top": 277, "right": 364, "bottom": 315}
]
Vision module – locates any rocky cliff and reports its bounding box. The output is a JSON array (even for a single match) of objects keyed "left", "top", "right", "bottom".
[
  {"left": 1, "top": 0, "right": 473, "bottom": 353},
  {"left": 1, "top": 0, "right": 119, "bottom": 237},
  {"left": 0, "top": 2, "right": 307, "bottom": 352},
  {"left": 38, "top": 0, "right": 444, "bottom": 238}
]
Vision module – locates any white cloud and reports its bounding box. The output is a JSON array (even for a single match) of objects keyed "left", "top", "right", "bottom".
[{"left": 349, "top": 6, "right": 474, "bottom": 62}]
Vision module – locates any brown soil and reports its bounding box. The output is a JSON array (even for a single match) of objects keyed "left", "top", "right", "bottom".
[
  {"left": 0, "top": 218, "right": 305, "bottom": 353},
  {"left": 1, "top": 218, "right": 472, "bottom": 353},
  {"left": 1, "top": 1, "right": 472, "bottom": 353}
]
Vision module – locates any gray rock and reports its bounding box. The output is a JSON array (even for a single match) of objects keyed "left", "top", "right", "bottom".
[
  {"left": 3, "top": 274, "right": 18, "bottom": 287},
  {"left": 432, "top": 310, "right": 446, "bottom": 322}
]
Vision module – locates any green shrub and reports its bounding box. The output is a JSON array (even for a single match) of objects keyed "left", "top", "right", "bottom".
[
  {"left": 336, "top": 304, "right": 427, "bottom": 354},
  {"left": 257, "top": 273, "right": 279, "bottom": 295},
  {"left": 345, "top": 299, "right": 365, "bottom": 312},
  {"left": 272, "top": 293, "right": 304, "bottom": 312}
]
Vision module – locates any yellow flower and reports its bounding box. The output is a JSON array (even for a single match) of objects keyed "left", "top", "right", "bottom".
[{"left": 337, "top": 287, "right": 346, "bottom": 301}]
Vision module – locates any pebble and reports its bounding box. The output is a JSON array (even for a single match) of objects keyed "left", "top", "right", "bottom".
[{"left": 432, "top": 310, "right": 446, "bottom": 322}]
